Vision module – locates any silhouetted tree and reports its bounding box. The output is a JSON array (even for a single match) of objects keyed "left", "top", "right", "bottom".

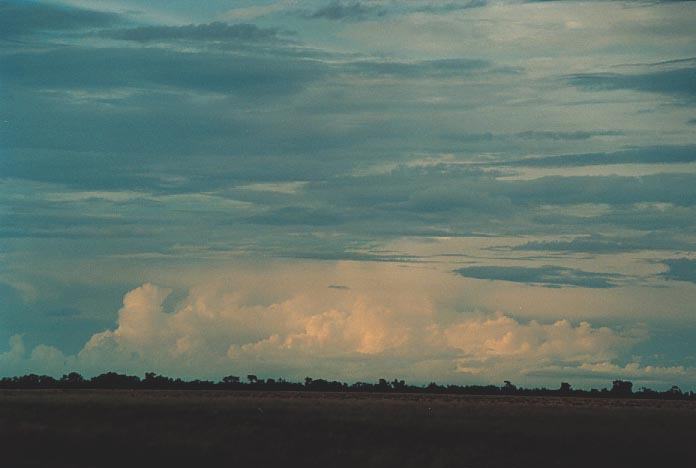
[
  {"left": 222, "top": 375, "right": 240, "bottom": 385},
  {"left": 61, "top": 372, "right": 85, "bottom": 386},
  {"left": 91, "top": 372, "right": 140, "bottom": 388},
  {"left": 611, "top": 380, "right": 633, "bottom": 396}
]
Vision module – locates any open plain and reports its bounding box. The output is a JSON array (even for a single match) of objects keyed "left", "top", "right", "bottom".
[{"left": 1, "top": 390, "right": 695, "bottom": 468}]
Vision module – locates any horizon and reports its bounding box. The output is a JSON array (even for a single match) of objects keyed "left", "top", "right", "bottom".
[
  {"left": 3, "top": 369, "right": 693, "bottom": 395},
  {"left": 2, "top": 0, "right": 696, "bottom": 390}
]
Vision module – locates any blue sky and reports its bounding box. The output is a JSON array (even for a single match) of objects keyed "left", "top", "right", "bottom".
[{"left": 2, "top": 0, "right": 696, "bottom": 388}]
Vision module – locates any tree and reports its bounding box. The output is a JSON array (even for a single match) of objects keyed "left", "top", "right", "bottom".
[
  {"left": 247, "top": 374, "right": 258, "bottom": 384},
  {"left": 391, "top": 379, "right": 406, "bottom": 391},
  {"left": 222, "top": 375, "right": 240, "bottom": 385},
  {"left": 611, "top": 380, "right": 633, "bottom": 396},
  {"left": 61, "top": 372, "right": 85, "bottom": 386},
  {"left": 503, "top": 381, "right": 517, "bottom": 393}
]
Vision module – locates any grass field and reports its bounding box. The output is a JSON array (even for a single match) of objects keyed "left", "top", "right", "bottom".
[{"left": 1, "top": 390, "right": 695, "bottom": 467}]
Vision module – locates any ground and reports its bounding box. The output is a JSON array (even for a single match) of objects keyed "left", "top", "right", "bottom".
[{"left": 1, "top": 390, "right": 694, "bottom": 467}]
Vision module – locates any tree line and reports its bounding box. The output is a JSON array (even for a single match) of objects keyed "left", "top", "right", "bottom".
[{"left": 0, "top": 372, "right": 693, "bottom": 399}]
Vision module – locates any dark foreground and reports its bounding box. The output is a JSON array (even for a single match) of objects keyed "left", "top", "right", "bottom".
[{"left": 1, "top": 390, "right": 695, "bottom": 468}]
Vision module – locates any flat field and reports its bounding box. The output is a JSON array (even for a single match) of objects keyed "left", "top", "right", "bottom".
[{"left": 0, "top": 390, "right": 694, "bottom": 468}]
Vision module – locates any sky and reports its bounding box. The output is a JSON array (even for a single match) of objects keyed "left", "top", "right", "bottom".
[{"left": 1, "top": 0, "right": 696, "bottom": 389}]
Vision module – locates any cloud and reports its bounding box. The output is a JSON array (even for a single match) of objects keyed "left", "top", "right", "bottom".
[
  {"left": 500, "top": 146, "right": 696, "bottom": 167},
  {"left": 341, "top": 57, "right": 511, "bottom": 78},
  {"left": 502, "top": 173, "right": 696, "bottom": 207},
  {"left": 455, "top": 265, "right": 623, "bottom": 288},
  {"left": 415, "top": 1, "right": 489, "bottom": 13},
  {"left": 567, "top": 61, "right": 696, "bottom": 99},
  {"left": 305, "top": 1, "right": 386, "bottom": 21},
  {"left": 0, "top": 0, "right": 121, "bottom": 39},
  {"left": 661, "top": 258, "right": 696, "bottom": 283},
  {"left": 512, "top": 233, "right": 695, "bottom": 254},
  {"left": 100, "top": 22, "right": 289, "bottom": 44},
  {"left": 513, "top": 130, "right": 623, "bottom": 141},
  {"left": 2, "top": 282, "right": 657, "bottom": 385},
  {"left": 2, "top": 47, "right": 325, "bottom": 95},
  {"left": 0, "top": 334, "right": 74, "bottom": 376},
  {"left": 442, "top": 314, "right": 641, "bottom": 364},
  {"left": 244, "top": 206, "right": 345, "bottom": 226},
  {"left": 524, "top": 361, "right": 694, "bottom": 384}
]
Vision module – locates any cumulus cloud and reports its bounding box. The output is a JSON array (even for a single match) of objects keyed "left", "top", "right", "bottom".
[
  {"left": 3, "top": 281, "right": 673, "bottom": 386},
  {"left": 0, "top": 334, "right": 74, "bottom": 376}
]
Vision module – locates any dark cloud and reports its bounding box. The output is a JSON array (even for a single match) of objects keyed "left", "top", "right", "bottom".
[
  {"left": 502, "top": 173, "right": 696, "bottom": 207},
  {"left": 2, "top": 47, "right": 325, "bottom": 94},
  {"left": 449, "top": 130, "right": 622, "bottom": 144},
  {"left": 661, "top": 258, "right": 696, "bottom": 283},
  {"left": 512, "top": 234, "right": 695, "bottom": 254},
  {"left": 305, "top": 1, "right": 386, "bottom": 21},
  {"left": 0, "top": 1, "right": 121, "bottom": 39},
  {"left": 455, "top": 265, "right": 622, "bottom": 288},
  {"left": 415, "top": 1, "right": 488, "bottom": 13},
  {"left": 244, "top": 207, "right": 346, "bottom": 226},
  {"left": 501, "top": 145, "right": 696, "bottom": 167},
  {"left": 514, "top": 130, "right": 623, "bottom": 141},
  {"left": 100, "top": 22, "right": 289, "bottom": 44},
  {"left": 342, "top": 58, "right": 512, "bottom": 78},
  {"left": 567, "top": 62, "right": 696, "bottom": 99}
]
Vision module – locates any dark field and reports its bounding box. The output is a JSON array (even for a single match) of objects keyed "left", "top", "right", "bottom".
[{"left": 1, "top": 390, "right": 695, "bottom": 468}]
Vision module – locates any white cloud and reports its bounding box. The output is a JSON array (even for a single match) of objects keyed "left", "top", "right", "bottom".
[
  {"left": 5, "top": 278, "right": 685, "bottom": 387},
  {"left": 0, "top": 335, "right": 74, "bottom": 376}
]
